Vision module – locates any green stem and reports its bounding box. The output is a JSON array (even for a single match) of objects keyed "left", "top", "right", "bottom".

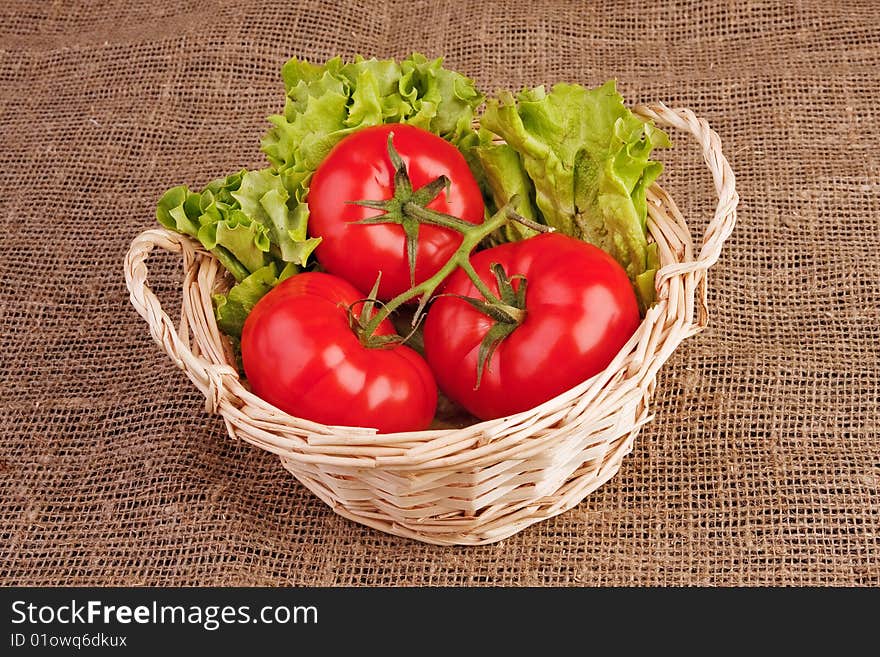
[
  {"left": 508, "top": 211, "right": 553, "bottom": 235},
  {"left": 459, "top": 259, "right": 502, "bottom": 306},
  {"left": 361, "top": 202, "right": 517, "bottom": 340},
  {"left": 402, "top": 201, "right": 475, "bottom": 232},
  {"left": 349, "top": 132, "right": 547, "bottom": 347},
  {"left": 211, "top": 246, "right": 250, "bottom": 282}
]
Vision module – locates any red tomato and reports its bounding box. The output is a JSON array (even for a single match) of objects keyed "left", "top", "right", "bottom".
[
  {"left": 422, "top": 233, "right": 641, "bottom": 421},
  {"left": 241, "top": 272, "right": 437, "bottom": 432},
  {"left": 307, "top": 123, "right": 484, "bottom": 300}
]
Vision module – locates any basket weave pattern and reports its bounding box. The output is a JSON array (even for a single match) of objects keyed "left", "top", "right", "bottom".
[{"left": 124, "top": 104, "right": 737, "bottom": 545}]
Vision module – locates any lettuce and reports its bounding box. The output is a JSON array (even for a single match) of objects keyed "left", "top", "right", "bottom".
[
  {"left": 232, "top": 169, "right": 320, "bottom": 268},
  {"left": 263, "top": 53, "right": 483, "bottom": 170},
  {"left": 474, "top": 141, "right": 539, "bottom": 244},
  {"left": 477, "top": 80, "right": 669, "bottom": 306},
  {"left": 156, "top": 169, "right": 318, "bottom": 336}
]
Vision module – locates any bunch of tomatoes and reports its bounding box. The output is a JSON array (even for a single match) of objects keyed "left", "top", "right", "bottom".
[{"left": 240, "top": 124, "right": 641, "bottom": 433}]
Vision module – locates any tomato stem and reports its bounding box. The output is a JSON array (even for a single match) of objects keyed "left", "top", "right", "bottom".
[
  {"left": 400, "top": 200, "right": 475, "bottom": 232},
  {"left": 458, "top": 258, "right": 504, "bottom": 308},
  {"left": 360, "top": 200, "right": 522, "bottom": 343},
  {"left": 452, "top": 262, "right": 529, "bottom": 388},
  {"left": 349, "top": 133, "right": 479, "bottom": 288},
  {"left": 353, "top": 133, "right": 547, "bottom": 349}
]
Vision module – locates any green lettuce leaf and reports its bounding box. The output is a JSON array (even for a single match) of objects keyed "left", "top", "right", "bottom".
[
  {"left": 636, "top": 242, "right": 660, "bottom": 307},
  {"left": 156, "top": 185, "right": 201, "bottom": 238},
  {"left": 474, "top": 140, "right": 538, "bottom": 243},
  {"left": 213, "top": 262, "right": 296, "bottom": 338},
  {"left": 263, "top": 53, "right": 482, "bottom": 168},
  {"left": 478, "top": 80, "right": 669, "bottom": 306},
  {"left": 156, "top": 180, "right": 250, "bottom": 282},
  {"left": 156, "top": 167, "right": 319, "bottom": 282},
  {"left": 231, "top": 169, "right": 320, "bottom": 267},
  {"left": 196, "top": 211, "right": 271, "bottom": 275}
]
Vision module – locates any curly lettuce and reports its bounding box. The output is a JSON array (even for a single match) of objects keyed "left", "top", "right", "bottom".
[
  {"left": 476, "top": 80, "right": 669, "bottom": 306},
  {"left": 155, "top": 55, "right": 665, "bottom": 337},
  {"left": 156, "top": 169, "right": 320, "bottom": 336}
]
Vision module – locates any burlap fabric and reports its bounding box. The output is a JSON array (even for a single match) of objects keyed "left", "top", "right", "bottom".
[{"left": 1, "top": 0, "right": 877, "bottom": 586}]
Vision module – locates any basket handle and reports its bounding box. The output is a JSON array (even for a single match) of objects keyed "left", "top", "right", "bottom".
[
  {"left": 124, "top": 228, "right": 239, "bottom": 413},
  {"left": 634, "top": 103, "right": 739, "bottom": 327},
  {"left": 635, "top": 103, "right": 739, "bottom": 272}
]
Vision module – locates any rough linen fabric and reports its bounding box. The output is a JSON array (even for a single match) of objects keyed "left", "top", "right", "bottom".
[{"left": 1, "top": 0, "right": 878, "bottom": 586}]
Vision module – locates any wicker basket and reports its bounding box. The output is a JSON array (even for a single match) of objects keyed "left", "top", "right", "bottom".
[{"left": 124, "top": 103, "right": 738, "bottom": 546}]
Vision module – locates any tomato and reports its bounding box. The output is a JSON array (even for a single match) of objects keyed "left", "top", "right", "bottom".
[
  {"left": 307, "top": 123, "right": 484, "bottom": 300},
  {"left": 241, "top": 272, "right": 437, "bottom": 432},
  {"left": 422, "top": 233, "right": 641, "bottom": 421}
]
